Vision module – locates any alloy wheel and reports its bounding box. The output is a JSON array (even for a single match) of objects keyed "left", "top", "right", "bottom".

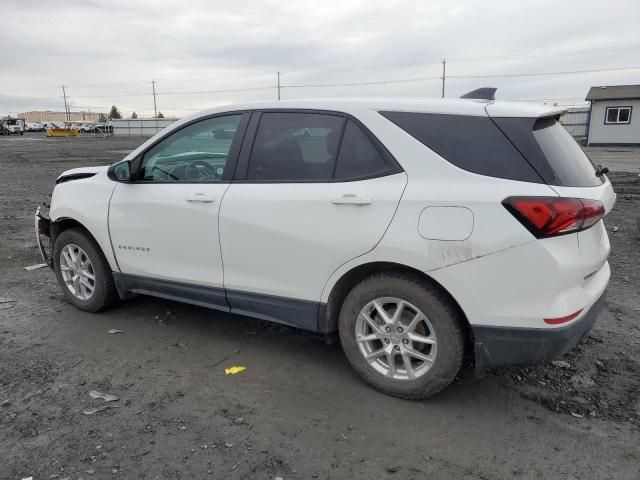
[
  {"left": 59, "top": 244, "right": 96, "bottom": 301},
  {"left": 355, "top": 297, "right": 437, "bottom": 380}
]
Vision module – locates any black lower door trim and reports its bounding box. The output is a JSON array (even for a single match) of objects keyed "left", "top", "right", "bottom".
[
  {"left": 113, "top": 273, "right": 323, "bottom": 331},
  {"left": 226, "top": 289, "right": 321, "bottom": 331},
  {"left": 113, "top": 273, "right": 230, "bottom": 312}
]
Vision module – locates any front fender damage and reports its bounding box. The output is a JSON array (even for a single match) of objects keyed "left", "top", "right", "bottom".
[{"left": 35, "top": 203, "right": 53, "bottom": 268}]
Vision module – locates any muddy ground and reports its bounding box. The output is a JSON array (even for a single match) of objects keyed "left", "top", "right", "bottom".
[{"left": 1, "top": 133, "right": 639, "bottom": 480}]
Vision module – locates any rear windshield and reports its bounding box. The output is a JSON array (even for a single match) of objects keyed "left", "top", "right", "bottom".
[
  {"left": 531, "top": 118, "right": 602, "bottom": 187},
  {"left": 381, "top": 111, "right": 603, "bottom": 187}
]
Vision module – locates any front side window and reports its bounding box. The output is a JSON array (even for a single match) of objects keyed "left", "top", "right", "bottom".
[
  {"left": 247, "top": 113, "right": 344, "bottom": 181},
  {"left": 140, "top": 115, "right": 242, "bottom": 182},
  {"left": 605, "top": 106, "right": 632, "bottom": 124}
]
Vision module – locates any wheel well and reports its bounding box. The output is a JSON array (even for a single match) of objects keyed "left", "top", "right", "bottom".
[
  {"left": 323, "top": 261, "right": 473, "bottom": 345},
  {"left": 51, "top": 218, "right": 100, "bottom": 252}
]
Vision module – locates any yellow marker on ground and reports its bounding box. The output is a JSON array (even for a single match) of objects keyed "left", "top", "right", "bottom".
[{"left": 225, "top": 366, "right": 246, "bottom": 375}]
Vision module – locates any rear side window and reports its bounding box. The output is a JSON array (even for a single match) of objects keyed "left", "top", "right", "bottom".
[
  {"left": 380, "top": 111, "right": 543, "bottom": 183},
  {"left": 334, "top": 120, "right": 394, "bottom": 180},
  {"left": 247, "top": 113, "right": 344, "bottom": 181}
]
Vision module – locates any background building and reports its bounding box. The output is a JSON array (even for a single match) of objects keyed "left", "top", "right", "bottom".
[
  {"left": 111, "top": 118, "right": 179, "bottom": 136},
  {"left": 559, "top": 106, "right": 590, "bottom": 140},
  {"left": 17, "top": 111, "right": 101, "bottom": 123},
  {"left": 586, "top": 85, "right": 640, "bottom": 146}
]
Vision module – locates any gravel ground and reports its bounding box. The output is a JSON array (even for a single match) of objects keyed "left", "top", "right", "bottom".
[{"left": 1, "top": 133, "right": 639, "bottom": 480}]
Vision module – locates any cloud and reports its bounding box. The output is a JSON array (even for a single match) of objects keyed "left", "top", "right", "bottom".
[{"left": 1, "top": 0, "right": 639, "bottom": 116}]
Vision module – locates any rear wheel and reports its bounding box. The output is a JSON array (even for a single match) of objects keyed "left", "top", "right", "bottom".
[
  {"left": 339, "top": 272, "right": 465, "bottom": 399},
  {"left": 53, "top": 228, "right": 119, "bottom": 312}
]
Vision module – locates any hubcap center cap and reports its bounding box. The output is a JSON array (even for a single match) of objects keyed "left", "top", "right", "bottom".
[{"left": 389, "top": 333, "right": 402, "bottom": 344}]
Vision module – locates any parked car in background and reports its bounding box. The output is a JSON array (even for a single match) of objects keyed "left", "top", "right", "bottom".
[
  {"left": 80, "top": 122, "right": 96, "bottom": 133},
  {"left": 25, "top": 122, "right": 45, "bottom": 132},
  {"left": 35, "top": 95, "right": 614, "bottom": 399},
  {"left": 1, "top": 117, "right": 25, "bottom": 135},
  {"left": 94, "top": 123, "right": 113, "bottom": 134},
  {"left": 42, "top": 122, "right": 66, "bottom": 130}
]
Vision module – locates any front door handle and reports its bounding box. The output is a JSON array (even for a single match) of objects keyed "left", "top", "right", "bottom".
[
  {"left": 331, "top": 194, "right": 373, "bottom": 206},
  {"left": 186, "top": 193, "right": 216, "bottom": 203}
]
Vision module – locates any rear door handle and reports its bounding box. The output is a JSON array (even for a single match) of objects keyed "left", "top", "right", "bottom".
[
  {"left": 331, "top": 194, "right": 373, "bottom": 206},
  {"left": 186, "top": 193, "right": 216, "bottom": 203}
]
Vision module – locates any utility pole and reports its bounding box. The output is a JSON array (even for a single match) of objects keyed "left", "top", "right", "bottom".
[
  {"left": 441, "top": 59, "right": 446, "bottom": 98},
  {"left": 276, "top": 72, "right": 281, "bottom": 101},
  {"left": 151, "top": 80, "right": 158, "bottom": 117},
  {"left": 62, "top": 85, "right": 70, "bottom": 121}
]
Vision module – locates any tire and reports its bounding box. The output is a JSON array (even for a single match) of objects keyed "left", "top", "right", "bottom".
[
  {"left": 338, "top": 272, "right": 465, "bottom": 399},
  {"left": 53, "top": 228, "right": 120, "bottom": 312}
]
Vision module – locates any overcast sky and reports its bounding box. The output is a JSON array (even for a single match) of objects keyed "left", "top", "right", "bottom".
[{"left": 1, "top": 0, "right": 639, "bottom": 117}]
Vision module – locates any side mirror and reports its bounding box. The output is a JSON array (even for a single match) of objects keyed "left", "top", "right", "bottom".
[{"left": 108, "top": 161, "right": 133, "bottom": 182}]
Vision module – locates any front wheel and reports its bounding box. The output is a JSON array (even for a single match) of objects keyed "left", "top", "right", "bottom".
[
  {"left": 339, "top": 272, "right": 466, "bottom": 399},
  {"left": 53, "top": 228, "right": 120, "bottom": 312}
]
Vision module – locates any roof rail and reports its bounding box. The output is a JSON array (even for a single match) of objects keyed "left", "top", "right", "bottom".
[{"left": 460, "top": 88, "right": 497, "bottom": 101}]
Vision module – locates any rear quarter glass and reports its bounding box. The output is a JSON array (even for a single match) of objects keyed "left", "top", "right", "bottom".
[
  {"left": 379, "top": 111, "right": 544, "bottom": 184},
  {"left": 381, "top": 111, "right": 603, "bottom": 188}
]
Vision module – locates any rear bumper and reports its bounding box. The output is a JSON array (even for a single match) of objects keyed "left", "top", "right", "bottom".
[
  {"left": 35, "top": 205, "right": 53, "bottom": 268},
  {"left": 472, "top": 291, "right": 606, "bottom": 370}
]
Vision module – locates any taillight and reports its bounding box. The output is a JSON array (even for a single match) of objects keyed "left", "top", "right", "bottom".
[{"left": 502, "top": 196, "right": 604, "bottom": 238}]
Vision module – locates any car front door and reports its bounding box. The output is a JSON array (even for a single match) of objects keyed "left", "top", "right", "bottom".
[
  {"left": 218, "top": 111, "right": 407, "bottom": 330},
  {"left": 108, "top": 113, "right": 249, "bottom": 305}
]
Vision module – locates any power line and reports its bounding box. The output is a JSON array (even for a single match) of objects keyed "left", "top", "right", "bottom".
[
  {"left": 280, "top": 42, "right": 640, "bottom": 75},
  {"left": 446, "top": 65, "right": 640, "bottom": 79},
  {"left": 448, "top": 43, "right": 640, "bottom": 62},
  {"left": 68, "top": 85, "right": 275, "bottom": 98},
  {"left": 16, "top": 42, "right": 640, "bottom": 92},
  {"left": 281, "top": 75, "right": 441, "bottom": 89},
  {"left": 280, "top": 65, "right": 640, "bottom": 90},
  {"left": 5, "top": 62, "right": 640, "bottom": 112},
  {"left": 160, "top": 86, "right": 274, "bottom": 95}
]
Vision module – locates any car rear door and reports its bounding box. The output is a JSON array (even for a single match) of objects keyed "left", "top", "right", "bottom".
[{"left": 218, "top": 111, "right": 407, "bottom": 330}]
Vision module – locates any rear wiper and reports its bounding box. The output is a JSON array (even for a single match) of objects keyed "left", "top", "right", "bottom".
[{"left": 595, "top": 164, "right": 609, "bottom": 177}]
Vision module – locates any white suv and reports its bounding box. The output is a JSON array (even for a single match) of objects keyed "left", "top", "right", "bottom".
[{"left": 35, "top": 95, "right": 614, "bottom": 398}]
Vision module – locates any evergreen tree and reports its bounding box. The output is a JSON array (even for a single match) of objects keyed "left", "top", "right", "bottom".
[{"left": 109, "top": 105, "right": 122, "bottom": 119}]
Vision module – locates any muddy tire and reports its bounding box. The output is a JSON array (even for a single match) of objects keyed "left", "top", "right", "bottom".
[
  {"left": 53, "top": 228, "right": 119, "bottom": 312},
  {"left": 339, "top": 272, "right": 465, "bottom": 399}
]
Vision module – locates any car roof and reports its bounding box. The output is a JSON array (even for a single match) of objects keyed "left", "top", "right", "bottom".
[{"left": 188, "top": 97, "right": 565, "bottom": 120}]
